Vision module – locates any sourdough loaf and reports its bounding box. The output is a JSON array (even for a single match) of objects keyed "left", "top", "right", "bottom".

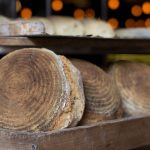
[
  {"left": 110, "top": 61, "right": 150, "bottom": 116},
  {"left": 71, "top": 59, "right": 122, "bottom": 125},
  {"left": 0, "top": 48, "right": 86, "bottom": 131},
  {"left": 0, "top": 48, "right": 72, "bottom": 131},
  {"left": 115, "top": 28, "right": 150, "bottom": 39},
  {"left": 0, "top": 21, "right": 45, "bottom": 36}
]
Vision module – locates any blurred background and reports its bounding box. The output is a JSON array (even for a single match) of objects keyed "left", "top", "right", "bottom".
[{"left": 0, "top": 0, "right": 150, "bottom": 29}]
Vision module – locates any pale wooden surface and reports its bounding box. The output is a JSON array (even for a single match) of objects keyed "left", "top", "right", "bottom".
[{"left": 0, "top": 115, "right": 150, "bottom": 150}]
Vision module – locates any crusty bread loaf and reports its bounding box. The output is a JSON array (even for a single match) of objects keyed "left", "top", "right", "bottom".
[
  {"left": 0, "top": 48, "right": 86, "bottom": 131},
  {"left": 115, "top": 28, "right": 150, "bottom": 39},
  {"left": 60, "top": 56, "right": 85, "bottom": 127},
  {"left": 49, "top": 16, "right": 84, "bottom": 36},
  {"left": 0, "top": 48, "right": 73, "bottom": 131},
  {"left": 71, "top": 59, "right": 122, "bottom": 125},
  {"left": 109, "top": 61, "right": 150, "bottom": 116},
  {"left": 0, "top": 21, "right": 45, "bottom": 36},
  {"left": 81, "top": 18, "right": 115, "bottom": 38}
]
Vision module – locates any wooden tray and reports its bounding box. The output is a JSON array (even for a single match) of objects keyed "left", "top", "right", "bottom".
[
  {"left": 0, "top": 114, "right": 150, "bottom": 150},
  {"left": 0, "top": 36, "right": 150, "bottom": 150},
  {"left": 0, "top": 36, "right": 150, "bottom": 55}
]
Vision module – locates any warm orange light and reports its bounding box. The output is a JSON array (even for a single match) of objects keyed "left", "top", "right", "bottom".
[
  {"left": 52, "top": 0, "right": 63, "bottom": 11},
  {"left": 16, "top": 0, "right": 22, "bottom": 12},
  {"left": 107, "top": 18, "right": 119, "bottom": 29},
  {"left": 108, "top": 0, "right": 120, "bottom": 10},
  {"left": 85, "top": 9, "right": 95, "bottom": 18},
  {"left": 131, "top": 5, "right": 142, "bottom": 17},
  {"left": 74, "top": 9, "right": 85, "bottom": 20},
  {"left": 135, "top": 20, "right": 145, "bottom": 27},
  {"left": 125, "top": 19, "right": 135, "bottom": 28},
  {"left": 145, "top": 18, "right": 150, "bottom": 27},
  {"left": 21, "top": 8, "right": 32, "bottom": 19},
  {"left": 142, "top": 2, "right": 150, "bottom": 14}
]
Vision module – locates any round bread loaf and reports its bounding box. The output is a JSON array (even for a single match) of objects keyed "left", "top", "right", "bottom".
[
  {"left": 115, "top": 28, "right": 150, "bottom": 39},
  {"left": 110, "top": 61, "right": 150, "bottom": 116},
  {"left": 49, "top": 16, "right": 84, "bottom": 36},
  {"left": 0, "top": 21, "right": 45, "bottom": 36},
  {"left": 60, "top": 56, "right": 85, "bottom": 127},
  {"left": 81, "top": 18, "right": 115, "bottom": 38},
  {"left": 0, "top": 48, "right": 76, "bottom": 131},
  {"left": 71, "top": 59, "right": 122, "bottom": 125}
]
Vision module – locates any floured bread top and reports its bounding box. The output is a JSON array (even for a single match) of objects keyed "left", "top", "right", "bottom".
[
  {"left": 81, "top": 18, "right": 115, "bottom": 38},
  {"left": 50, "top": 16, "right": 84, "bottom": 36},
  {"left": 115, "top": 28, "right": 150, "bottom": 39},
  {"left": 0, "top": 21, "right": 45, "bottom": 36}
]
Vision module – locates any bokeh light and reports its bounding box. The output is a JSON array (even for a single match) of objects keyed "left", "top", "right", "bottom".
[
  {"left": 145, "top": 18, "right": 150, "bottom": 27},
  {"left": 131, "top": 5, "right": 142, "bottom": 17},
  {"left": 52, "top": 0, "right": 63, "bottom": 11},
  {"left": 142, "top": 2, "right": 150, "bottom": 14},
  {"left": 85, "top": 9, "right": 95, "bottom": 18},
  {"left": 108, "top": 0, "right": 120, "bottom": 10},
  {"left": 21, "top": 8, "right": 32, "bottom": 19},
  {"left": 16, "top": 0, "right": 22, "bottom": 12},
  {"left": 74, "top": 9, "right": 85, "bottom": 20},
  {"left": 135, "top": 20, "right": 145, "bottom": 27},
  {"left": 107, "top": 18, "right": 119, "bottom": 29},
  {"left": 125, "top": 19, "right": 135, "bottom": 28}
]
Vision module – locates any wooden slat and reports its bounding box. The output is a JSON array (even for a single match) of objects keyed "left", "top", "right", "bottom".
[
  {"left": 0, "top": 115, "right": 150, "bottom": 150},
  {"left": 0, "top": 36, "right": 150, "bottom": 54}
]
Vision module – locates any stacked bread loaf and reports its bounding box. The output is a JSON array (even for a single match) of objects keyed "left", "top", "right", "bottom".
[
  {"left": 115, "top": 28, "right": 150, "bottom": 39},
  {"left": 0, "top": 48, "right": 85, "bottom": 131},
  {"left": 109, "top": 61, "right": 150, "bottom": 116},
  {"left": 71, "top": 59, "right": 122, "bottom": 125},
  {"left": 0, "top": 21, "right": 45, "bottom": 36},
  {"left": 0, "top": 47, "right": 149, "bottom": 132},
  {"left": 0, "top": 15, "right": 115, "bottom": 37}
]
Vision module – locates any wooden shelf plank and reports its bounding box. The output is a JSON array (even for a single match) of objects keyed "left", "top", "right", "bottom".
[{"left": 0, "top": 36, "right": 150, "bottom": 54}]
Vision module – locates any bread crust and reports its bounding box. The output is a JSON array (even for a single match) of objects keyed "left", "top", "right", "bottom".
[{"left": 60, "top": 56, "right": 85, "bottom": 127}]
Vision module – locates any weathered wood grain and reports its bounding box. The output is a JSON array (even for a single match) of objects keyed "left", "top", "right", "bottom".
[
  {"left": 0, "top": 115, "right": 150, "bottom": 150},
  {"left": 0, "top": 36, "right": 150, "bottom": 54}
]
